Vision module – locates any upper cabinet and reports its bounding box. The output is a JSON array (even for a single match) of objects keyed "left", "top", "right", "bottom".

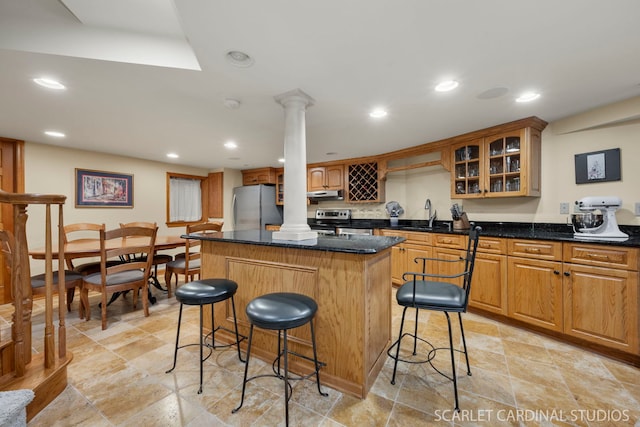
[
  {"left": 347, "top": 161, "right": 385, "bottom": 203},
  {"left": 275, "top": 167, "right": 284, "bottom": 205},
  {"left": 242, "top": 167, "right": 276, "bottom": 186},
  {"left": 205, "top": 172, "right": 224, "bottom": 218},
  {"left": 451, "top": 126, "right": 542, "bottom": 199},
  {"left": 307, "top": 164, "right": 344, "bottom": 191}
]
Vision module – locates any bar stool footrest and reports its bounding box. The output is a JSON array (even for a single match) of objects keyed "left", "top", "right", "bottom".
[
  {"left": 387, "top": 333, "right": 468, "bottom": 383},
  {"left": 204, "top": 325, "right": 247, "bottom": 350},
  {"left": 270, "top": 350, "right": 326, "bottom": 381}
]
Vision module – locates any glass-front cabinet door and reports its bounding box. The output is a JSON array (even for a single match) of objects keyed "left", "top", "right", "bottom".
[
  {"left": 451, "top": 127, "right": 541, "bottom": 199},
  {"left": 487, "top": 132, "right": 522, "bottom": 196},
  {"left": 452, "top": 139, "right": 483, "bottom": 198}
]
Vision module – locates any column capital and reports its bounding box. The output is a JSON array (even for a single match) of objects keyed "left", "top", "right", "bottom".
[{"left": 274, "top": 88, "right": 315, "bottom": 108}]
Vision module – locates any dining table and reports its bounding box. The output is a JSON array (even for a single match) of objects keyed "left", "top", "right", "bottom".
[
  {"left": 30, "top": 235, "right": 187, "bottom": 304},
  {"left": 29, "top": 235, "right": 187, "bottom": 260}
]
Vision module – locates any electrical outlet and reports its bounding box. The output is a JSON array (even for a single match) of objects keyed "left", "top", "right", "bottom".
[
  {"left": 560, "top": 202, "right": 570, "bottom": 214},
  {"left": 635, "top": 202, "right": 640, "bottom": 216}
]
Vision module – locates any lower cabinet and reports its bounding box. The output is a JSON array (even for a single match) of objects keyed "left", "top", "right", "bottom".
[
  {"left": 469, "top": 236, "right": 508, "bottom": 315},
  {"left": 471, "top": 252, "right": 508, "bottom": 315},
  {"left": 379, "top": 230, "right": 639, "bottom": 356},
  {"left": 379, "top": 230, "right": 431, "bottom": 286},
  {"left": 507, "top": 256, "right": 564, "bottom": 332},
  {"left": 562, "top": 243, "right": 639, "bottom": 354}
]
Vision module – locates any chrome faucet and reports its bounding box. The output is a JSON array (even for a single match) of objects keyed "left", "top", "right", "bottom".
[{"left": 425, "top": 199, "right": 437, "bottom": 227}]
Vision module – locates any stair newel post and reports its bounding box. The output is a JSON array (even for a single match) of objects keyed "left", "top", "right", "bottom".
[{"left": 11, "top": 201, "right": 32, "bottom": 376}]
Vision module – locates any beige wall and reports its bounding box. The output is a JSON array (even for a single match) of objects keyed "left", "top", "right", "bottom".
[
  {"left": 21, "top": 95, "right": 640, "bottom": 262},
  {"left": 24, "top": 144, "right": 228, "bottom": 272},
  {"left": 308, "top": 96, "right": 640, "bottom": 227}
]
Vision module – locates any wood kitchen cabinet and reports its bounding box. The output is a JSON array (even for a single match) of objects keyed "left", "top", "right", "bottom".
[
  {"left": 469, "top": 236, "right": 508, "bottom": 315},
  {"left": 379, "top": 230, "right": 431, "bottom": 286},
  {"left": 507, "top": 239, "right": 564, "bottom": 332},
  {"left": 451, "top": 126, "right": 542, "bottom": 199},
  {"left": 347, "top": 161, "right": 385, "bottom": 203},
  {"left": 307, "top": 164, "right": 344, "bottom": 191},
  {"left": 205, "top": 171, "right": 223, "bottom": 218},
  {"left": 430, "top": 233, "right": 468, "bottom": 287},
  {"left": 562, "top": 243, "right": 639, "bottom": 353},
  {"left": 242, "top": 167, "right": 276, "bottom": 186},
  {"left": 275, "top": 167, "right": 284, "bottom": 205}
]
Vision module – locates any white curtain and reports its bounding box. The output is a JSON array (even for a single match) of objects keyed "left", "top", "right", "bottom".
[{"left": 169, "top": 177, "right": 202, "bottom": 222}]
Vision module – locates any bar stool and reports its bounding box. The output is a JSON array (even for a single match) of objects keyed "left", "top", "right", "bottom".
[
  {"left": 166, "top": 278, "right": 245, "bottom": 394},
  {"left": 232, "top": 292, "right": 327, "bottom": 426}
]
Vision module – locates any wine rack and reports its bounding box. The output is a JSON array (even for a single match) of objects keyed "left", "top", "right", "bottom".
[{"left": 348, "top": 162, "right": 382, "bottom": 202}]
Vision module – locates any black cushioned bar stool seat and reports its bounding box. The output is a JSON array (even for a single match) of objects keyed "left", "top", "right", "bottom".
[
  {"left": 233, "top": 292, "right": 327, "bottom": 426},
  {"left": 166, "top": 278, "right": 245, "bottom": 394}
]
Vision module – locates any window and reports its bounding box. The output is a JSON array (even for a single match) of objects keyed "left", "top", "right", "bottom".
[{"left": 166, "top": 173, "right": 204, "bottom": 225}]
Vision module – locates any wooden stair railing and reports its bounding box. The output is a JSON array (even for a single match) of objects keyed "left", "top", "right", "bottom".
[{"left": 0, "top": 190, "right": 72, "bottom": 421}]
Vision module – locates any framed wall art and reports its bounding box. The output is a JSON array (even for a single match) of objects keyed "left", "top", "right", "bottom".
[
  {"left": 75, "top": 168, "right": 133, "bottom": 207},
  {"left": 574, "top": 148, "right": 621, "bottom": 184}
]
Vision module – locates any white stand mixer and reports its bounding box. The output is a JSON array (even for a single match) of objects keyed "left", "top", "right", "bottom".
[{"left": 573, "top": 196, "right": 628, "bottom": 241}]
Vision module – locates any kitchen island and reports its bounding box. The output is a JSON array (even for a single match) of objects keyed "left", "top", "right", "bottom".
[{"left": 188, "top": 230, "right": 404, "bottom": 398}]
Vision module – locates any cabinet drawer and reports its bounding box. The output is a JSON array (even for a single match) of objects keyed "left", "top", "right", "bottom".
[
  {"left": 433, "top": 233, "right": 466, "bottom": 249},
  {"left": 508, "top": 239, "right": 562, "bottom": 261},
  {"left": 477, "top": 236, "right": 507, "bottom": 254},
  {"left": 563, "top": 243, "right": 638, "bottom": 271},
  {"left": 404, "top": 231, "right": 432, "bottom": 245}
]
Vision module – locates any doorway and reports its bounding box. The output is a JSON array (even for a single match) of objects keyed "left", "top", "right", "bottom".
[{"left": 0, "top": 137, "right": 25, "bottom": 304}]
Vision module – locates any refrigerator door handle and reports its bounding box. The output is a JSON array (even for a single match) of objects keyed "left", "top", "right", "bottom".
[{"left": 232, "top": 193, "right": 237, "bottom": 228}]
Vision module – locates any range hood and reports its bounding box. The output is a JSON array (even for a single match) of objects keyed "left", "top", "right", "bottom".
[{"left": 306, "top": 189, "right": 344, "bottom": 200}]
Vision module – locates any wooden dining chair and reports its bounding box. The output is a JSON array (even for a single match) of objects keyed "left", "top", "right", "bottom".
[
  {"left": 164, "top": 221, "right": 222, "bottom": 298},
  {"left": 81, "top": 225, "right": 157, "bottom": 330},
  {"left": 63, "top": 222, "right": 122, "bottom": 275},
  {"left": 173, "top": 221, "right": 224, "bottom": 261},
  {"left": 0, "top": 229, "right": 85, "bottom": 316},
  {"left": 119, "top": 221, "right": 172, "bottom": 293}
]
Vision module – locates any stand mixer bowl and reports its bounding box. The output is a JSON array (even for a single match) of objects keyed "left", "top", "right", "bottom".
[{"left": 571, "top": 212, "right": 604, "bottom": 231}]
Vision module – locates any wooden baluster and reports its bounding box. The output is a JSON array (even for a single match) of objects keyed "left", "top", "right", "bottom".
[
  {"left": 57, "top": 204, "right": 66, "bottom": 359},
  {"left": 44, "top": 204, "right": 54, "bottom": 368}
]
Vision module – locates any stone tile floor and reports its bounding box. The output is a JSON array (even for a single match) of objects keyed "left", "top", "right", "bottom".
[{"left": 1, "top": 285, "right": 638, "bottom": 426}]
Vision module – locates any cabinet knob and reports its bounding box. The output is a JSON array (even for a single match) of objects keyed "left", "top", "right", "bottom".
[
  {"left": 563, "top": 271, "right": 570, "bottom": 277},
  {"left": 553, "top": 270, "right": 560, "bottom": 275}
]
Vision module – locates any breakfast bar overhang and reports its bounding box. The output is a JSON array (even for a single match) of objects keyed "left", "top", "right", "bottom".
[{"left": 188, "top": 230, "right": 404, "bottom": 398}]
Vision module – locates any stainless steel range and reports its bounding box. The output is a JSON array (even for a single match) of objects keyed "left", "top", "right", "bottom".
[{"left": 310, "top": 209, "right": 373, "bottom": 236}]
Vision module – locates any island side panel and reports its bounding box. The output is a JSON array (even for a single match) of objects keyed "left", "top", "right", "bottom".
[
  {"left": 364, "top": 252, "right": 392, "bottom": 393},
  {"left": 200, "top": 240, "right": 392, "bottom": 399}
]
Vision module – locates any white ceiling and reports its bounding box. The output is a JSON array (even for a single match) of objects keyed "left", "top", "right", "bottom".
[{"left": 1, "top": 0, "right": 639, "bottom": 170}]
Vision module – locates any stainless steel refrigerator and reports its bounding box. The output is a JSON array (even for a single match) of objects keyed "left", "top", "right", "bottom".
[{"left": 232, "top": 184, "right": 283, "bottom": 230}]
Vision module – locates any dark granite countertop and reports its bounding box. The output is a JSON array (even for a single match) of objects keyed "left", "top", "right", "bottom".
[
  {"left": 308, "top": 219, "right": 640, "bottom": 248},
  {"left": 184, "top": 229, "right": 405, "bottom": 254}
]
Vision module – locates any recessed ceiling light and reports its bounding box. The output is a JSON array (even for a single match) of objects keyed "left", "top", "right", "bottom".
[
  {"left": 278, "top": 158, "right": 285, "bottom": 163},
  {"left": 44, "top": 130, "right": 65, "bottom": 138},
  {"left": 435, "top": 80, "right": 459, "bottom": 92},
  {"left": 225, "top": 50, "right": 254, "bottom": 67},
  {"left": 224, "top": 141, "right": 237, "bottom": 149},
  {"left": 166, "top": 153, "right": 179, "bottom": 159},
  {"left": 33, "top": 78, "right": 66, "bottom": 90},
  {"left": 369, "top": 109, "right": 388, "bottom": 118},
  {"left": 516, "top": 92, "right": 540, "bottom": 103}
]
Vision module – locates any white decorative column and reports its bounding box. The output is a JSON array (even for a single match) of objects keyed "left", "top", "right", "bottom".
[{"left": 272, "top": 89, "right": 318, "bottom": 241}]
